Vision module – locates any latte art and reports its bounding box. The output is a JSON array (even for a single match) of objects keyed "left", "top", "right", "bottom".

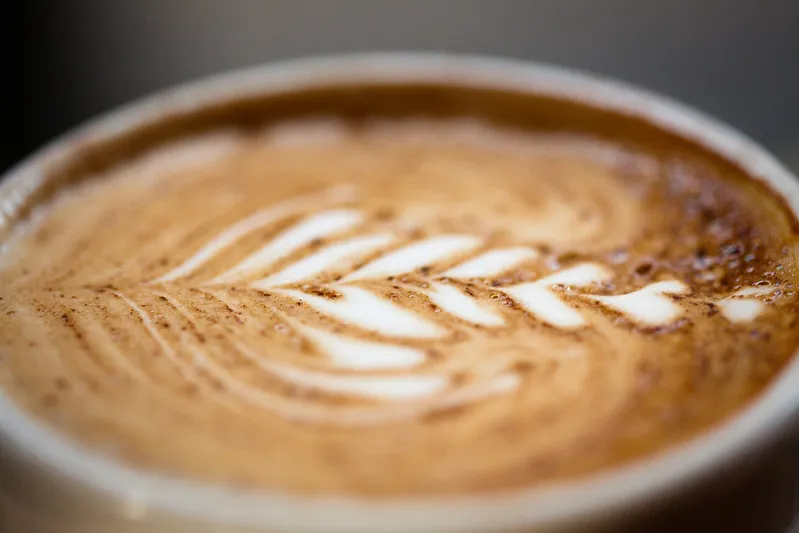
[
  {"left": 1, "top": 119, "right": 798, "bottom": 495},
  {"left": 135, "top": 201, "right": 775, "bottom": 422}
]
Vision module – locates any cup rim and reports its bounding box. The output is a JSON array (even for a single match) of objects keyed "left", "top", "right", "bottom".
[{"left": 2, "top": 52, "right": 799, "bottom": 532}]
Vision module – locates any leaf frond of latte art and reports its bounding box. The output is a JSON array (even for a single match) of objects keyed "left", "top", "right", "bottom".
[
  {"left": 13, "top": 189, "right": 778, "bottom": 426},
  {"left": 36, "top": 189, "right": 757, "bottom": 426}
]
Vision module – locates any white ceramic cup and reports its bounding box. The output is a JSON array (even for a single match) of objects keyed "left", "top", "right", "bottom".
[{"left": 2, "top": 53, "right": 799, "bottom": 533}]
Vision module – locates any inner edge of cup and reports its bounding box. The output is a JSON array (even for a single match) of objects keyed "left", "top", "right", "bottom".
[{"left": 2, "top": 52, "right": 799, "bottom": 533}]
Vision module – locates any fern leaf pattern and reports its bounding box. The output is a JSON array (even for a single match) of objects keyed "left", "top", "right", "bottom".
[{"left": 88, "top": 193, "right": 777, "bottom": 423}]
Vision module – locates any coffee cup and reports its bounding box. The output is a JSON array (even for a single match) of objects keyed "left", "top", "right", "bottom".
[{"left": 1, "top": 53, "right": 799, "bottom": 533}]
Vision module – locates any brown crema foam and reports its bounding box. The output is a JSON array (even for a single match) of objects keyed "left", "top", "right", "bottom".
[{"left": 0, "top": 84, "right": 798, "bottom": 496}]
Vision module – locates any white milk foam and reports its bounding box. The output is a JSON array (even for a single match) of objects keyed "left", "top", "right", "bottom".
[
  {"left": 153, "top": 185, "right": 357, "bottom": 283},
  {"left": 139, "top": 201, "right": 777, "bottom": 412},
  {"left": 211, "top": 209, "right": 363, "bottom": 284}
]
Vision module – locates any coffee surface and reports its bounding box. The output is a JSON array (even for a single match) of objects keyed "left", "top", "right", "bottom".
[{"left": 1, "top": 117, "right": 798, "bottom": 495}]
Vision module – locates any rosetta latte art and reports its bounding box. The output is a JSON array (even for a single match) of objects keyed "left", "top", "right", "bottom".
[
  {"left": 0, "top": 123, "right": 796, "bottom": 494},
  {"left": 103, "top": 195, "right": 772, "bottom": 425}
]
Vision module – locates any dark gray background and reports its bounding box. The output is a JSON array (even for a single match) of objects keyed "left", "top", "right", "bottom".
[{"left": 5, "top": 1, "right": 799, "bottom": 171}]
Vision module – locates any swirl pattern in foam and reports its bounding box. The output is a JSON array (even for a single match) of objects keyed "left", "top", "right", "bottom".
[{"left": 0, "top": 119, "right": 798, "bottom": 495}]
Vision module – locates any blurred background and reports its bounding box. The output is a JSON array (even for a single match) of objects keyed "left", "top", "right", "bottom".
[{"left": 3, "top": 1, "right": 799, "bottom": 173}]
